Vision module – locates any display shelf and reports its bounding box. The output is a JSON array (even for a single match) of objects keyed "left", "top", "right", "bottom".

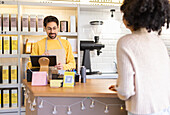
[
  {"left": 21, "top": 107, "right": 25, "bottom": 112},
  {"left": 0, "top": 107, "right": 18, "bottom": 113},
  {"left": 0, "top": 31, "right": 18, "bottom": 35},
  {"left": 19, "top": 1, "right": 77, "bottom": 8},
  {"left": 21, "top": 54, "right": 31, "bottom": 58},
  {"left": 0, "top": 1, "right": 80, "bottom": 115},
  {"left": 0, "top": 84, "right": 18, "bottom": 88},
  {"left": 79, "top": 4, "right": 119, "bottom": 11},
  {"left": 0, "top": 54, "right": 19, "bottom": 58},
  {"left": 0, "top": 1, "right": 18, "bottom": 5},
  {"left": 20, "top": 32, "right": 78, "bottom": 36}
]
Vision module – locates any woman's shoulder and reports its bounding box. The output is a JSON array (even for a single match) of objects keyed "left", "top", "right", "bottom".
[{"left": 117, "top": 34, "right": 135, "bottom": 46}]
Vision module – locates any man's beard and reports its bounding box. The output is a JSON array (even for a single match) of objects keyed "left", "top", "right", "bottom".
[{"left": 48, "top": 33, "right": 57, "bottom": 39}]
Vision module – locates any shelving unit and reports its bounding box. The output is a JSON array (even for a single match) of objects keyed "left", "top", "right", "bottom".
[{"left": 0, "top": 1, "right": 80, "bottom": 115}]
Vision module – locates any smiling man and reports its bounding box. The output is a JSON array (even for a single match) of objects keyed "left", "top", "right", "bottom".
[{"left": 31, "top": 16, "right": 76, "bottom": 70}]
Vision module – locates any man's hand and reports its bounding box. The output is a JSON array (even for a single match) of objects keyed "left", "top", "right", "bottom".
[
  {"left": 109, "top": 85, "right": 117, "bottom": 92},
  {"left": 55, "top": 63, "right": 63, "bottom": 70}
]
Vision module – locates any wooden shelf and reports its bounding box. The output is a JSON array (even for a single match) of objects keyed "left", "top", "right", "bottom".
[
  {"left": 20, "top": 32, "right": 78, "bottom": 36},
  {"left": 0, "top": 84, "right": 19, "bottom": 88},
  {"left": 21, "top": 54, "right": 31, "bottom": 58},
  {"left": 0, "top": 54, "right": 19, "bottom": 58},
  {"left": 0, "top": 107, "right": 19, "bottom": 113},
  {"left": 0, "top": 31, "right": 18, "bottom": 35}
]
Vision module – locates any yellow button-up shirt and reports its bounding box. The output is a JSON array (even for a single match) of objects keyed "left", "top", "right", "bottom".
[{"left": 28, "top": 37, "right": 76, "bottom": 70}]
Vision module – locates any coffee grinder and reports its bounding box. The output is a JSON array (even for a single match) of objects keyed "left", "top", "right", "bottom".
[{"left": 80, "top": 21, "right": 105, "bottom": 75}]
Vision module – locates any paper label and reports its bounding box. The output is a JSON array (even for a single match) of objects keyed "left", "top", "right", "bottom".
[
  {"left": 12, "top": 36, "right": 18, "bottom": 54},
  {"left": 11, "top": 89, "right": 17, "bottom": 107},
  {"left": 3, "top": 90, "right": 9, "bottom": 107},
  {"left": 11, "top": 66, "right": 17, "bottom": 83},
  {"left": 23, "top": 18, "right": 28, "bottom": 27},
  {"left": 4, "top": 36, "right": 10, "bottom": 54},
  {"left": 3, "top": 17, "right": 9, "bottom": 27},
  {"left": 11, "top": 17, "right": 16, "bottom": 27},
  {"left": 3, "top": 66, "right": 9, "bottom": 83},
  {"left": 63, "top": 72, "right": 75, "bottom": 87},
  {"left": 30, "top": 18, "right": 36, "bottom": 28}
]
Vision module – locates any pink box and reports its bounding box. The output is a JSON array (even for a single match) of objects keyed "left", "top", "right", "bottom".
[{"left": 31, "top": 72, "right": 47, "bottom": 86}]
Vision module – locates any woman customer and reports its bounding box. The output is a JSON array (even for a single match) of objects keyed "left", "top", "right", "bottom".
[{"left": 109, "top": 0, "right": 170, "bottom": 115}]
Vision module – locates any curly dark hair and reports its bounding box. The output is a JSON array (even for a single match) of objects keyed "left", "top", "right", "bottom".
[
  {"left": 43, "top": 16, "right": 59, "bottom": 27},
  {"left": 121, "top": 0, "right": 170, "bottom": 34}
]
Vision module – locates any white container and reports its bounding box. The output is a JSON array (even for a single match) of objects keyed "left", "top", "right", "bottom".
[
  {"left": 22, "top": 14, "right": 28, "bottom": 32},
  {"left": 11, "top": 14, "right": 17, "bottom": 31},
  {"left": 30, "top": 15, "right": 36, "bottom": 32},
  {"left": 70, "top": 16, "right": 76, "bottom": 32},
  {"left": 3, "top": 14, "right": 9, "bottom": 31},
  {"left": 37, "top": 15, "right": 44, "bottom": 32}
]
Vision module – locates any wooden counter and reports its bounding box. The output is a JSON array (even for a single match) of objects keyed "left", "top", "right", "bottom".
[
  {"left": 22, "top": 79, "right": 117, "bottom": 98},
  {"left": 23, "top": 79, "right": 127, "bottom": 115}
]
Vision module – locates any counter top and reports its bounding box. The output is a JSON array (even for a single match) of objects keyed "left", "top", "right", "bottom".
[
  {"left": 86, "top": 73, "right": 118, "bottom": 79},
  {"left": 22, "top": 79, "right": 117, "bottom": 98}
]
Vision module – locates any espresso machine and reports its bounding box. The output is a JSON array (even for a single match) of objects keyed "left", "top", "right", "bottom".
[{"left": 80, "top": 21, "right": 105, "bottom": 75}]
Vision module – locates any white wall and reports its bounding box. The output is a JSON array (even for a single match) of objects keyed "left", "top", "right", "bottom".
[{"left": 79, "top": 6, "right": 170, "bottom": 73}]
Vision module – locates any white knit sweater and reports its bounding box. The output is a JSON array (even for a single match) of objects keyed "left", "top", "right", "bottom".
[{"left": 116, "top": 28, "right": 170, "bottom": 114}]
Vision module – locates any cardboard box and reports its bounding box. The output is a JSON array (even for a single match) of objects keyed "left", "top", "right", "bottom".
[
  {"left": 30, "top": 15, "right": 36, "bottom": 32},
  {"left": 11, "top": 36, "right": 18, "bottom": 54},
  {"left": 11, "top": 14, "right": 17, "bottom": 31},
  {"left": 22, "top": 14, "right": 28, "bottom": 32},
  {"left": 37, "top": 15, "right": 44, "bottom": 32},
  {"left": 3, "top": 36, "right": 10, "bottom": 54},
  {"left": 3, "top": 14, "right": 9, "bottom": 31}
]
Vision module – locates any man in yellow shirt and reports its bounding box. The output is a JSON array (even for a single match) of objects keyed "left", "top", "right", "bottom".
[{"left": 31, "top": 16, "right": 76, "bottom": 70}]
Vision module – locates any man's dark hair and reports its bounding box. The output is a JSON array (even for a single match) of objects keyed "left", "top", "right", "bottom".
[
  {"left": 121, "top": 0, "right": 170, "bottom": 33},
  {"left": 43, "top": 16, "right": 59, "bottom": 27}
]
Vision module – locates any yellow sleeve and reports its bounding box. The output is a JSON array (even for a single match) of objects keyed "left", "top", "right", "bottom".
[{"left": 63, "top": 41, "right": 76, "bottom": 70}]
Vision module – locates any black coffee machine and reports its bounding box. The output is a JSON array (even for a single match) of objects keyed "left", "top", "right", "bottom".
[{"left": 80, "top": 36, "right": 105, "bottom": 75}]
